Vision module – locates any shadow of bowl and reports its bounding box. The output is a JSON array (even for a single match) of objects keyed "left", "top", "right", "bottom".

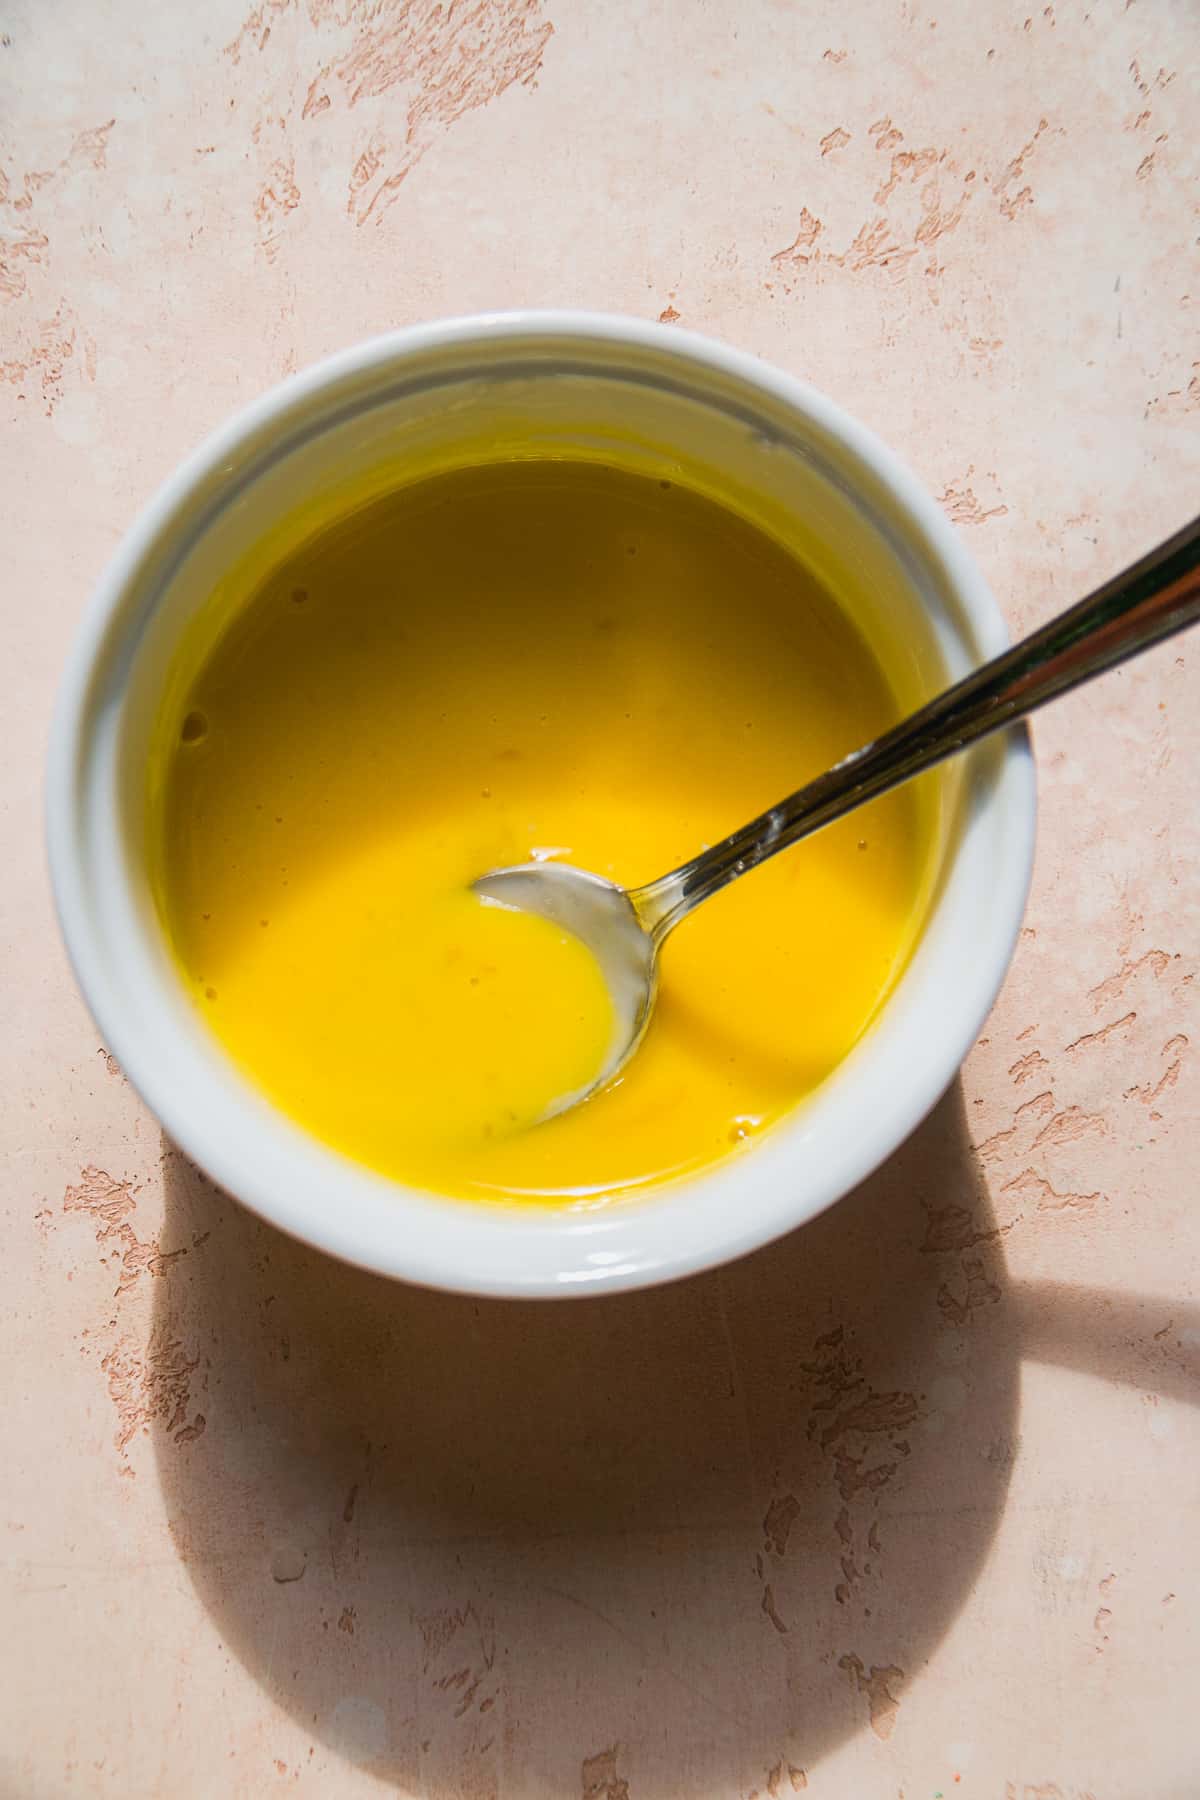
[{"left": 151, "top": 1083, "right": 1018, "bottom": 1793}]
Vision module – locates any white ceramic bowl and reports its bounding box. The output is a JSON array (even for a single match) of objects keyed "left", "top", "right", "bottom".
[{"left": 47, "top": 312, "right": 1035, "bottom": 1297}]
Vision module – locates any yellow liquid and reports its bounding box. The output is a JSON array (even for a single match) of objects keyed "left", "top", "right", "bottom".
[{"left": 151, "top": 462, "right": 933, "bottom": 1203}]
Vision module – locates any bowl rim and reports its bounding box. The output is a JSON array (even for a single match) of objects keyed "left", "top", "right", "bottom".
[{"left": 46, "top": 309, "right": 1036, "bottom": 1298}]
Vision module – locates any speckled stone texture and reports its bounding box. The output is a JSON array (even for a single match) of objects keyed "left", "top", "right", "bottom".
[{"left": 2, "top": 2, "right": 1197, "bottom": 1795}]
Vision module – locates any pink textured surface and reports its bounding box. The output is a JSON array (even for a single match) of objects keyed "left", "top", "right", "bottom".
[{"left": 2, "top": 3, "right": 1198, "bottom": 1795}]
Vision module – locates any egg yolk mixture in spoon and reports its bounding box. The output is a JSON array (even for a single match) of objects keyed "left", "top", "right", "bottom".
[{"left": 151, "top": 461, "right": 933, "bottom": 1203}]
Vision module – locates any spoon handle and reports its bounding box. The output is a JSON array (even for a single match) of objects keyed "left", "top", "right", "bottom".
[{"left": 632, "top": 513, "right": 1200, "bottom": 941}]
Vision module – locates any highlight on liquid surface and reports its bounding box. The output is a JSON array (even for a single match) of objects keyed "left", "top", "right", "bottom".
[{"left": 150, "top": 460, "right": 933, "bottom": 1203}]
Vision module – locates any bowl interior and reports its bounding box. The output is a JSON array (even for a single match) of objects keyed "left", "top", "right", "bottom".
[{"left": 51, "top": 316, "right": 1034, "bottom": 1294}]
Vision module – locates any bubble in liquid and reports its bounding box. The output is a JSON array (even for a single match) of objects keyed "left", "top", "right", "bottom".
[
  {"left": 728, "top": 1115, "right": 762, "bottom": 1144},
  {"left": 181, "top": 710, "right": 208, "bottom": 745}
]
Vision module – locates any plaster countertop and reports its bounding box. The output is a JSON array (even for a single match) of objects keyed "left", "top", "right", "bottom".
[{"left": 2, "top": 3, "right": 1197, "bottom": 1796}]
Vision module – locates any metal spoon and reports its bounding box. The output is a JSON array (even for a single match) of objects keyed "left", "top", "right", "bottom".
[{"left": 475, "top": 516, "right": 1200, "bottom": 1113}]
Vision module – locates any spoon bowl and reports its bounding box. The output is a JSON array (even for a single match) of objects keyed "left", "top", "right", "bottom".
[{"left": 474, "top": 862, "right": 658, "bottom": 1109}]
